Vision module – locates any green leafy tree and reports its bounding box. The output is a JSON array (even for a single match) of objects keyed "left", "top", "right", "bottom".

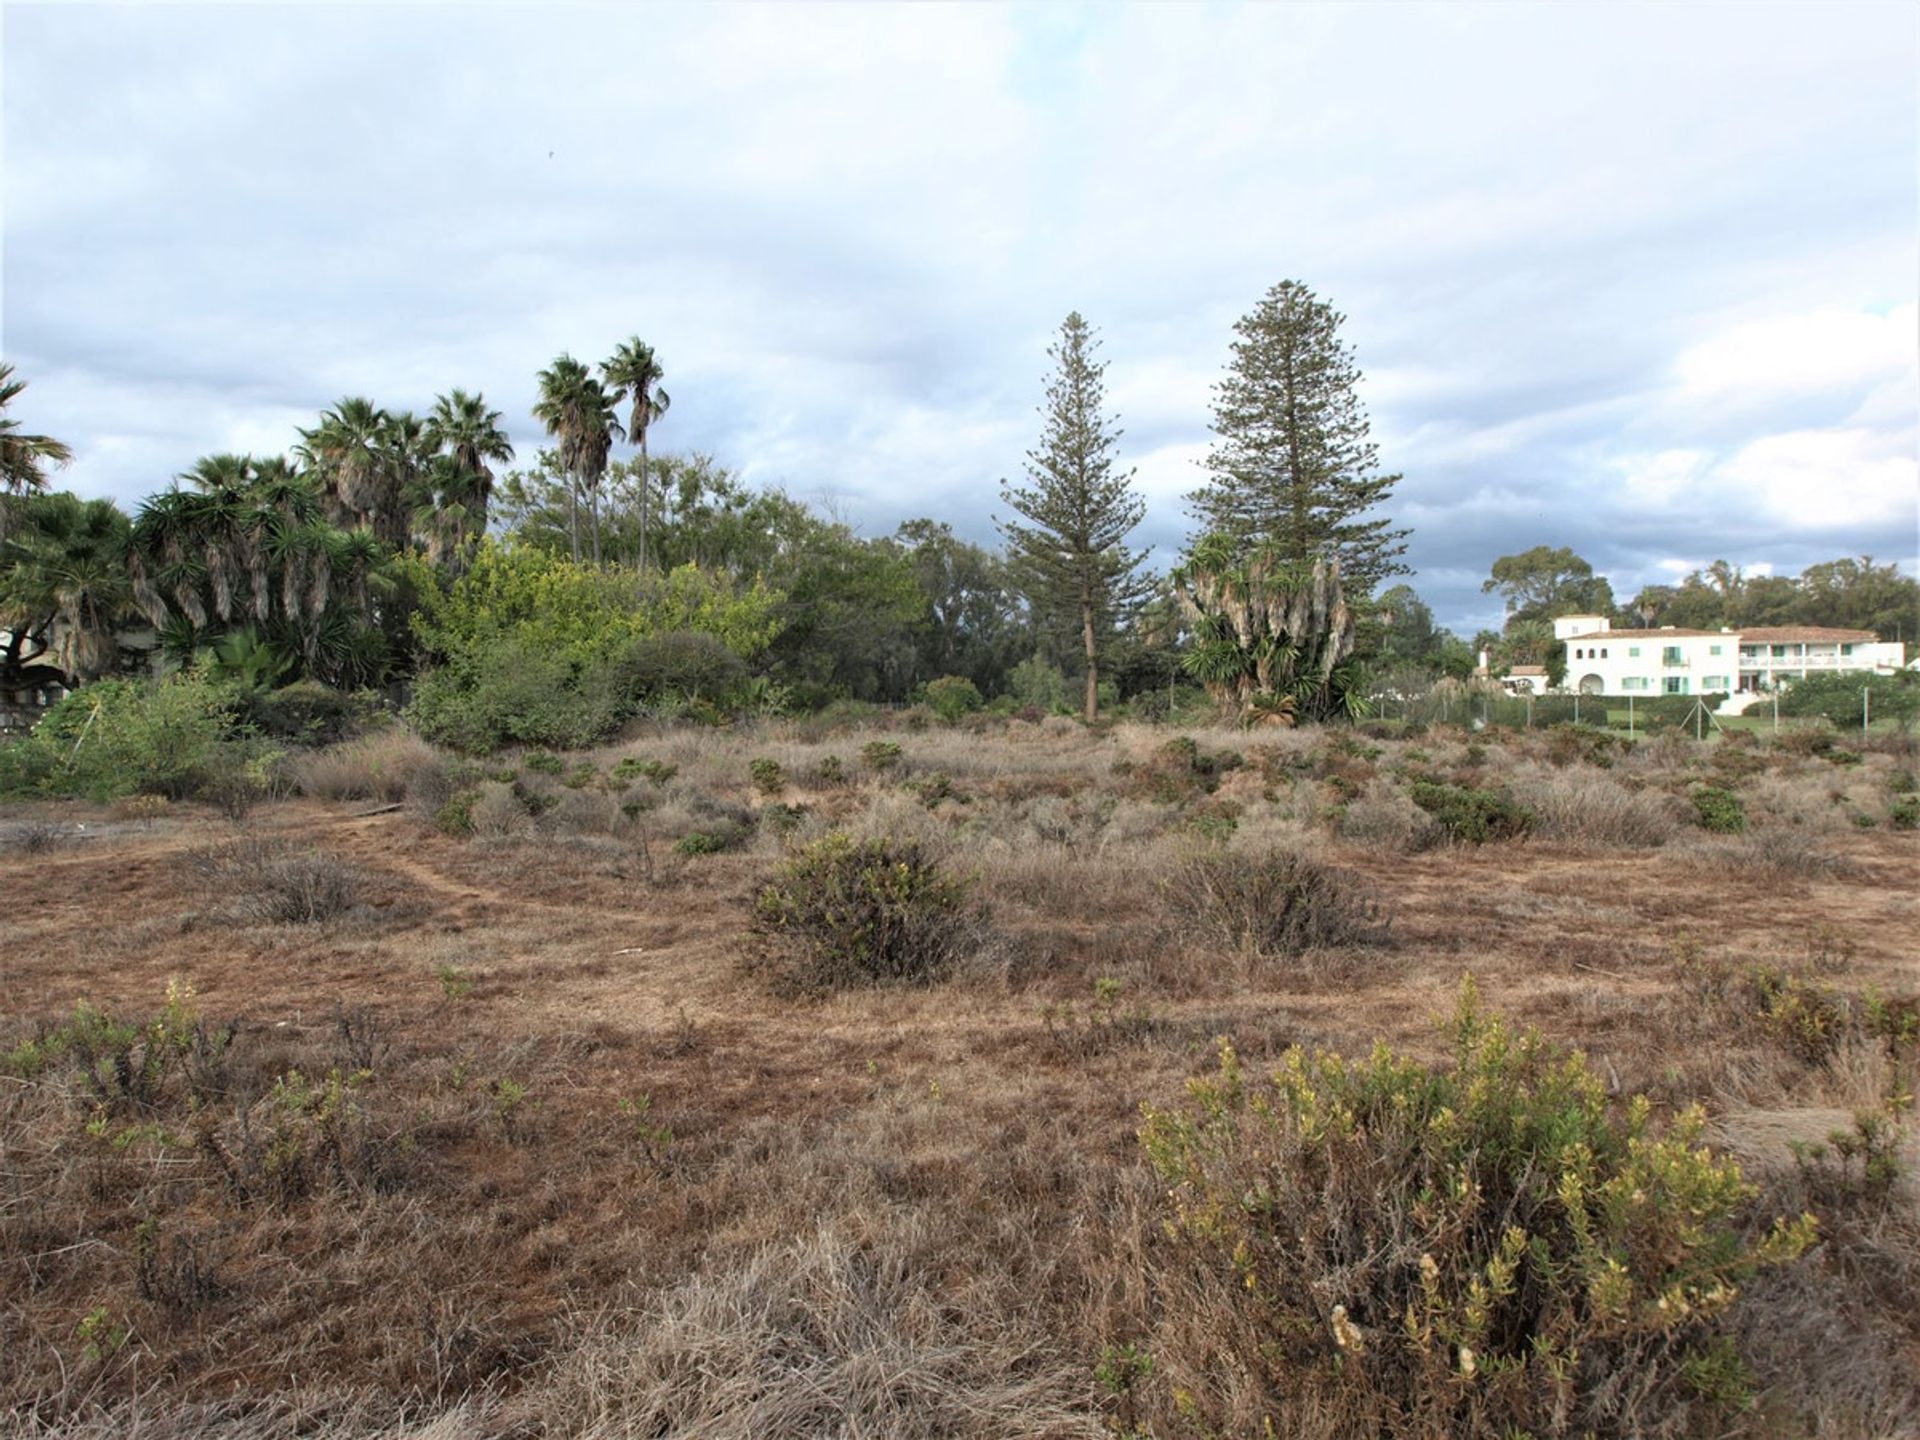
[
  {"left": 1188, "top": 281, "right": 1408, "bottom": 593},
  {"left": 895, "top": 518, "right": 1029, "bottom": 697},
  {"left": 0, "top": 491, "right": 131, "bottom": 686},
  {"left": 999, "top": 312, "right": 1151, "bottom": 721},
  {"left": 600, "top": 338, "right": 671, "bottom": 570},
  {"left": 1481, "top": 545, "right": 1615, "bottom": 625}
]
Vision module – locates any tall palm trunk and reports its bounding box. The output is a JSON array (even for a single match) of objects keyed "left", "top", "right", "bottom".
[
  {"left": 638, "top": 432, "right": 650, "bottom": 573},
  {"left": 567, "top": 474, "right": 580, "bottom": 562}
]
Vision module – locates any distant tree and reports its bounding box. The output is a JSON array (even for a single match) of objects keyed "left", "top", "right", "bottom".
[
  {"left": 128, "top": 455, "right": 394, "bottom": 688},
  {"left": 419, "top": 390, "right": 513, "bottom": 575},
  {"left": 295, "top": 397, "right": 413, "bottom": 551},
  {"left": 600, "top": 338, "right": 671, "bottom": 570},
  {"left": 0, "top": 365, "right": 74, "bottom": 543},
  {"left": 1482, "top": 546, "right": 1614, "bottom": 624},
  {"left": 999, "top": 312, "right": 1152, "bottom": 721},
  {"left": 532, "top": 355, "right": 621, "bottom": 563},
  {"left": 895, "top": 519, "right": 1029, "bottom": 696},
  {"left": 1187, "top": 280, "right": 1408, "bottom": 593},
  {"left": 1796, "top": 555, "right": 1918, "bottom": 641},
  {"left": 0, "top": 491, "right": 131, "bottom": 685},
  {"left": 1174, "top": 534, "right": 1363, "bottom": 724}
]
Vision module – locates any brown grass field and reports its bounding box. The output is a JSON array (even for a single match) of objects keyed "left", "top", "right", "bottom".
[{"left": 3, "top": 717, "right": 1917, "bottom": 1437}]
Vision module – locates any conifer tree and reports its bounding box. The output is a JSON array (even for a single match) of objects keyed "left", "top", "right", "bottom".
[
  {"left": 1187, "top": 281, "right": 1408, "bottom": 593},
  {"left": 999, "top": 312, "right": 1151, "bottom": 721}
]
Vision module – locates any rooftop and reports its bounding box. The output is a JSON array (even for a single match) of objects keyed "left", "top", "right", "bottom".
[{"left": 1737, "top": 626, "right": 1880, "bottom": 645}]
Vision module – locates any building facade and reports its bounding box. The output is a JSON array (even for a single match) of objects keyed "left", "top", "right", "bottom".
[{"left": 1552, "top": 616, "right": 1905, "bottom": 699}]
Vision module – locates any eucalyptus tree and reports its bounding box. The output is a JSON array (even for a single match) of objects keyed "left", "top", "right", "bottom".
[
  {"left": 0, "top": 491, "right": 131, "bottom": 685},
  {"left": 533, "top": 355, "right": 621, "bottom": 563},
  {"left": 600, "top": 338, "right": 670, "bottom": 569},
  {"left": 998, "top": 311, "right": 1151, "bottom": 721}
]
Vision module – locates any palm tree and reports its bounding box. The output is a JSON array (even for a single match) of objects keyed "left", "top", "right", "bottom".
[
  {"left": 128, "top": 455, "right": 391, "bottom": 687},
  {"left": 533, "top": 356, "right": 621, "bottom": 563},
  {"left": 600, "top": 338, "right": 670, "bottom": 570},
  {"left": 0, "top": 492, "right": 131, "bottom": 685},
  {"left": 421, "top": 390, "right": 513, "bottom": 574},
  {"left": 296, "top": 397, "right": 411, "bottom": 550},
  {"left": 0, "top": 364, "right": 75, "bottom": 544},
  {"left": 1173, "top": 534, "right": 1362, "bottom": 724}
]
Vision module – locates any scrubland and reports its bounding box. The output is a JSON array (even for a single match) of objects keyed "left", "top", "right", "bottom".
[{"left": 2, "top": 713, "right": 1917, "bottom": 1438}]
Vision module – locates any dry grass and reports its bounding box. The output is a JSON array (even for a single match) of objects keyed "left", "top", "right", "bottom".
[
  {"left": 3, "top": 714, "right": 1917, "bottom": 1436},
  {"left": 292, "top": 730, "right": 441, "bottom": 803}
]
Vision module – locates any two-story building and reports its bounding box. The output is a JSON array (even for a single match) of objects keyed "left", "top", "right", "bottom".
[{"left": 1551, "top": 615, "right": 1906, "bottom": 701}]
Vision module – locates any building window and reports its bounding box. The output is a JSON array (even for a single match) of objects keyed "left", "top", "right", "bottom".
[
  {"left": 1664, "top": 676, "right": 1687, "bottom": 695},
  {"left": 1628, "top": 647, "right": 1640, "bottom": 658},
  {"left": 1842, "top": 644, "right": 1855, "bottom": 656},
  {"left": 1771, "top": 645, "right": 1786, "bottom": 658},
  {"left": 1623, "top": 677, "right": 1648, "bottom": 691},
  {"left": 1709, "top": 645, "right": 1722, "bottom": 656},
  {"left": 1663, "top": 646, "right": 1683, "bottom": 666},
  {"left": 1601, "top": 648, "right": 1608, "bottom": 658},
  {"left": 1703, "top": 676, "right": 1727, "bottom": 691}
]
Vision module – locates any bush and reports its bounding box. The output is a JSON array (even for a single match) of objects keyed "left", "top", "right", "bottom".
[
  {"left": 749, "top": 833, "right": 982, "bottom": 992},
  {"left": 1164, "top": 846, "right": 1387, "bottom": 958},
  {"left": 290, "top": 730, "right": 439, "bottom": 802},
  {"left": 861, "top": 740, "right": 902, "bottom": 772},
  {"left": 1408, "top": 778, "right": 1535, "bottom": 843},
  {"left": 236, "top": 681, "right": 386, "bottom": 747},
  {"left": 749, "top": 757, "right": 785, "bottom": 795},
  {"left": 1690, "top": 784, "right": 1748, "bottom": 834},
  {"left": 184, "top": 838, "right": 364, "bottom": 925},
  {"left": 1136, "top": 982, "right": 1817, "bottom": 1438},
  {"left": 1006, "top": 654, "right": 1068, "bottom": 713},
  {"left": 407, "top": 545, "right": 781, "bottom": 751},
  {"left": 923, "top": 675, "right": 983, "bottom": 723},
  {"left": 1775, "top": 672, "right": 1918, "bottom": 731},
  {"left": 1, "top": 675, "right": 246, "bottom": 803}
]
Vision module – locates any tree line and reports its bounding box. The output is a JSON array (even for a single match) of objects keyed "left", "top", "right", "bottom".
[{"left": 11, "top": 277, "right": 1903, "bottom": 741}]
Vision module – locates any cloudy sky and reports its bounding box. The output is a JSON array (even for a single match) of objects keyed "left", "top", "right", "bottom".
[{"left": 5, "top": 2, "right": 1915, "bottom": 634}]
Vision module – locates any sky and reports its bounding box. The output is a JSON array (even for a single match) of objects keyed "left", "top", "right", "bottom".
[{"left": 4, "top": 1, "right": 1916, "bottom": 636}]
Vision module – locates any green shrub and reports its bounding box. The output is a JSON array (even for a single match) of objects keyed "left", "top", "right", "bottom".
[
  {"left": 749, "top": 833, "right": 981, "bottom": 992},
  {"left": 924, "top": 675, "right": 984, "bottom": 723},
  {"left": 563, "top": 762, "right": 599, "bottom": 790},
  {"left": 237, "top": 681, "right": 386, "bottom": 747},
  {"left": 1690, "top": 785, "right": 1747, "bottom": 834},
  {"left": 1007, "top": 654, "right": 1069, "bottom": 713},
  {"left": 1165, "top": 846, "right": 1386, "bottom": 958},
  {"left": 523, "top": 751, "right": 565, "bottom": 775},
  {"left": 749, "top": 757, "right": 785, "bottom": 795},
  {"left": 1408, "top": 778, "right": 1535, "bottom": 843},
  {"left": 860, "top": 740, "right": 902, "bottom": 772},
  {"left": 1136, "top": 981, "right": 1817, "bottom": 1438},
  {"left": 813, "top": 754, "right": 848, "bottom": 785},
  {"left": 1, "top": 675, "right": 245, "bottom": 803},
  {"left": 675, "top": 826, "right": 745, "bottom": 856},
  {"left": 1889, "top": 795, "right": 1919, "bottom": 831},
  {"left": 434, "top": 791, "right": 478, "bottom": 837},
  {"left": 1775, "top": 672, "right": 1918, "bottom": 730},
  {"left": 611, "top": 756, "right": 677, "bottom": 785}
]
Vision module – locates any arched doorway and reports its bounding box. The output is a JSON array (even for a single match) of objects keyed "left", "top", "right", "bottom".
[{"left": 1578, "top": 673, "right": 1605, "bottom": 695}]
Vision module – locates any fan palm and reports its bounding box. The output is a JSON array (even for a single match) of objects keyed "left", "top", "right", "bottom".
[
  {"left": 600, "top": 338, "right": 670, "bottom": 570},
  {"left": 0, "top": 491, "right": 131, "bottom": 684},
  {"left": 0, "top": 364, "right": 76, "bottom": 545},
  {"left": 296, "top": 397, "right": 412, "bottom": 550},
  {"left": 421, "top": 390, "right": 513, "bottom": 573},
  {"left": 533, "top": 356, "right": 621, "bottom": 563}
]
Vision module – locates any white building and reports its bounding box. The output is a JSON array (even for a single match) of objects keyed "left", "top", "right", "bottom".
[{"left": 1552, "top": 616, "right": 1905, "bottom": 699}]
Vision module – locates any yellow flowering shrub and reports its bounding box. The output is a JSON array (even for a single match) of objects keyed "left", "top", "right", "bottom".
[{"left": 1135, "top": 979, "right": 1816, "bottom": 1438}]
